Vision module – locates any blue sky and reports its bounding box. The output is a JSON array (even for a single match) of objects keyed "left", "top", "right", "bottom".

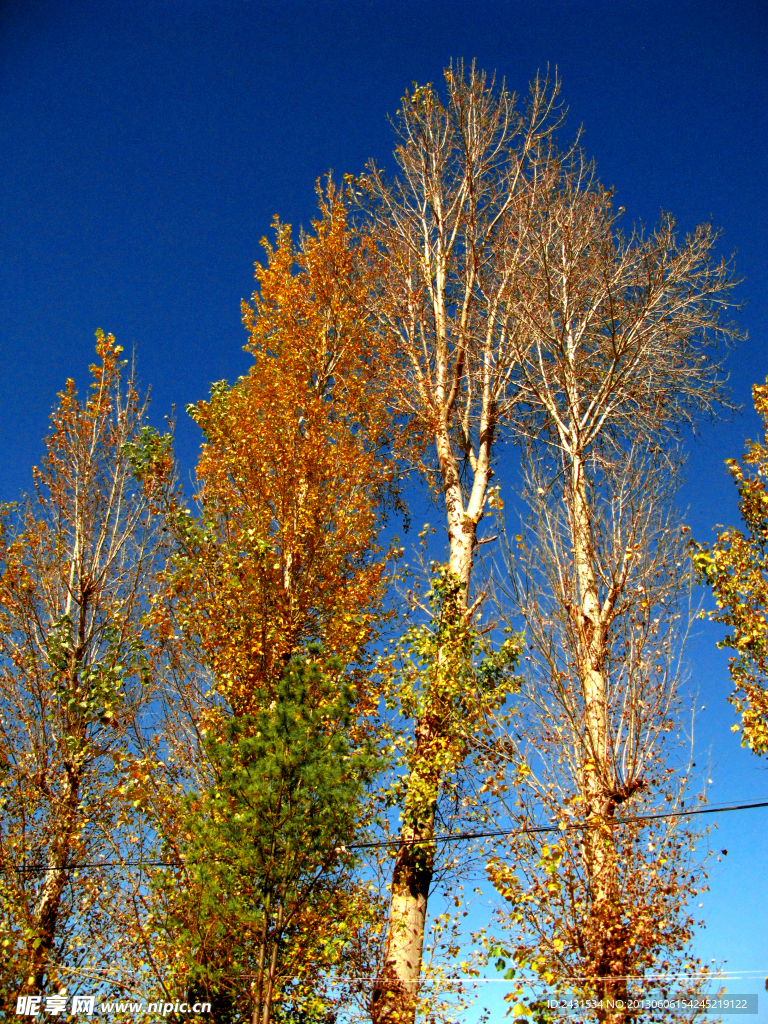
[{"left": 1, "top": 0, "right": 767, "bottom": 1015}]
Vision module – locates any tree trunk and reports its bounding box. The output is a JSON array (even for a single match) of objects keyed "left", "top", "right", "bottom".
[
  {"left": 570, "top": 453, "right": 627, "bottom": 1023},
  {"left": 29, "top": 761, "right": 81, "bottom": 990},
  {"left": 261, "top": 904, "right": 283, "bottom": 1024},
  {"left": 252, "top": 912, "right": 269, "bottom": 1024},
  {"left": 370, "top": 735, "right": 438, "bottom": 1024},
  {"left": 372, "top": 444, "right": 479, "bottom": 1024}
]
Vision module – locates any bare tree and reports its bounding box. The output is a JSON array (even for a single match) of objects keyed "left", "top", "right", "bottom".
[
  {"left": 358, "top": 61, "right": 562, "bottom": 1024},
  {"left": 0, "top": 333, "right": 167, "bottom": 1001},
  {"left": 487, "top": 443, "right": 709, "bottom": 1022},
  {"left": 484, "top": 152, "right": 740, "bottom": 1021}
]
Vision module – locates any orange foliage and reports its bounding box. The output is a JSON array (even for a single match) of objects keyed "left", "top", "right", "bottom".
[{"left": 168, "top": 183, "right": 394, "bottom": 715}]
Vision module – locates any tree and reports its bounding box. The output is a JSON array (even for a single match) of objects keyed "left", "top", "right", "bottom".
[
  {"left": 0, "top": 334, "right": 166, "bottom": 1003},
  {"left": 487, "top": 446, "right": 709, "bottom": 1023},
  {"left": 126, "top": 185, "right": 395, "bottom": 1021},
  {"left": 164, "top": 182, "right": 393, "bottom": 712},
  {"left": 357, "top": 61, "right": 563, "bottom": 1024},
  {"left": 484, "top": 150, "right": 739, "bottom": 1020},
  {"left": 693, "top": 377, "right": 768, "bottom": 755},
  {"left": 152, "top": 650, "right": 380, "bottom": 1024}
]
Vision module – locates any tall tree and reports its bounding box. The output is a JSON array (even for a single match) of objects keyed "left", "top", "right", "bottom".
[
  {"left": 165, "top": 182, "right": 393, "bottom": 711},
  {"left": 128, "top": 185, "right": 394, "bottom": 1021},
  {"left": 693, "top": 376, "right": 768, "bottom": 756},
  {"left": 358, "top": 61, "right": 562, "bottom": 1024},
  {"left": 486, "top": 151, "right": 739, "bottom": 1021},
  {"left": 0, "top": 334, "right": 166, "bottom": 1003}
]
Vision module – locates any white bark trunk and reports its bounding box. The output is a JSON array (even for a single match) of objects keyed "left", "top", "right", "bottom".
[
  {"left": 570, "top": 452, "right": 627, "bottom": 1022},
  {"left": 372, "top": 427, "right": 483, "bottom": 1024}
]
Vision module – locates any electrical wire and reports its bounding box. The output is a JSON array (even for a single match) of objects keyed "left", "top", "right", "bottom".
[
  {"left": 344, "top": 798, "right": 768, "bottom": 851},
  {"left": 7, "top": 798, "right": 768, "bottom": 874}
]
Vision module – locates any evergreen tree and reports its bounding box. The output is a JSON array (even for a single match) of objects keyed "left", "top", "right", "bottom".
[{"left": 152, "top": 648, "right": 380, "bottom": 1024}]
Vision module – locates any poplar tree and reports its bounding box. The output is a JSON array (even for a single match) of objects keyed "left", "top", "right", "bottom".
[
  {"left": 486, "top": 150, "right": 739, "bottom": 1021},
  {"left": 0, "top": 335, "right": 166, "bottom": 1002},
  {"left": 124, "top": 185, "right": 394, "bottom": 1022},
  {"left": 358, "top": 61, "right": 562, "bottom": 1024}
]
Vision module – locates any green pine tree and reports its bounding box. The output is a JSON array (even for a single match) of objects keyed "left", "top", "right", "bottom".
[{"left": 152, "top": 647, "right": 380, "bottom": 1024}]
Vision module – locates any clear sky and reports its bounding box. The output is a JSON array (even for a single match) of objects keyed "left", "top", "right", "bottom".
[{"left": 1, "top": 0, "right": 766, "bottom": 1015}]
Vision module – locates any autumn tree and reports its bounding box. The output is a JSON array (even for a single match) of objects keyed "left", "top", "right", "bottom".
[
  {"left": 164, "top": 183, "right": 393, "bottom": 710},
  {"left": 356, "top": 61, "right": 562, "bottom": 1024},
  {"left": 693, "top": 377, "right": 768, "bottom": 756},
  {"left": 484, "top": 150, "right": 740, "bottom": 1021},
  {"left": 0, "top": 334, "right": 167, "bottom": 1004},
  {"left": 487, "top": 447, "right": 710, "bottom": 1023},
  {"left": 127, "top": 185, "right": 395, "bottom": 1021}
]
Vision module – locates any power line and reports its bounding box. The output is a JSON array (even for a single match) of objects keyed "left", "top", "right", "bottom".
[
  {"left": 346, "top": 798, "right": 768, "bottom": 851},
  {"left": 7, "top": 798, "right": 768, "bottom": 874}
]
